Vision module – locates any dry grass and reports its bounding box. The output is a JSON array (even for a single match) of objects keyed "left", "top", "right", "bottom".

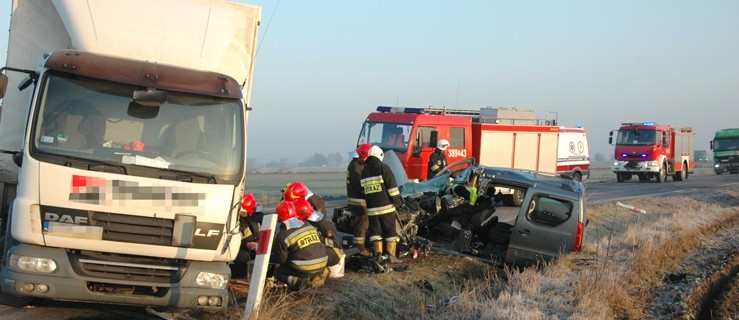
[{"left": 203, "top": 185, "right": 738, "bottom": 320}]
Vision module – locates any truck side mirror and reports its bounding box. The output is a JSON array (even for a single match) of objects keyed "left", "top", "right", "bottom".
[
  {"left": 412, "top": 132, "right": 421, "bottom": 157},
  {"left": 429, "top": 131, "right": 438, "bottom": 149},
  {"left": 0, "top": 73, "right": 7, "bottom": 99},
  {"left": 608, "top": 130, "right": 614, "bottom": 145},
  {"left": 710, "top": 140, "right": 713, "bottom": 150}
]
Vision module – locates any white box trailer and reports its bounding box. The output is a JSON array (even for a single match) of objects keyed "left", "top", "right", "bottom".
[{"left": 0, "top": 0, "right": 260, "bottom": 309}]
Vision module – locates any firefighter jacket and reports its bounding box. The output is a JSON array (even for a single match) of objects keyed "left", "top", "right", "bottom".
[
  {"left": 345, "top": 157, "right": 366, "bottom": 208},
  {"left": 360, "top": 156, "right": 402, "bottom": 217},
  {"left": 273, "top": 222, "right": 328, "bottom": 277},
  {"left": 238, "top": 213, "right": 262, "bottom": 243},
  {"left": 427, "top": 148, "right": 448, "bottom": 179},
  {"left": 310, "top": 214, "right": 343, "bottom": 251}
]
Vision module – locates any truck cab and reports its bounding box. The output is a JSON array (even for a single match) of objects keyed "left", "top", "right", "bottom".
[
  {"left": 710, "top": 128, "right": 739, "bottom": 174},
  {"left": 609, "top": 122, "right": 694, "bottom": 183},
  {"left": 357, "top": 106, "right": 473, "bottom": 181}
]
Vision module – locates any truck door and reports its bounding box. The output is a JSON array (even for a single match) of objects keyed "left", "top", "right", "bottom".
[{"left": 505, "top": 191, "right": 578, "bottom": 266}]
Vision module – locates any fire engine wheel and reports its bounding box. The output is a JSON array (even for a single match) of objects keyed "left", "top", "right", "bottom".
[
  {"left": 657, "top": 164, "right": 667, "bottom": 183},
  {"left": 673, "top": 163, "right": 687, "bottom": 181},
  {"left": 638, "top": 173, "right": 650, "bottom": 181},
  {"left": 616, "top": 173, "right": 625, "bottom": 183},
  {"left": 572, "top": 172, "right": 582, "bottom": 182}
]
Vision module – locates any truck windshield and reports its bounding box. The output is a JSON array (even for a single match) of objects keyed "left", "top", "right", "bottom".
[
  {"left": 29, "top": 72, "right": 244, "bottom": 184},
  {"left": 357, "top": 121, "right": 412, "bottom": 153},
  {"left": 714, "top": 138, "right": 739, "bottom": 151},
  {"left": 616, "top": 129, "right": 656, "bottom": 146}
]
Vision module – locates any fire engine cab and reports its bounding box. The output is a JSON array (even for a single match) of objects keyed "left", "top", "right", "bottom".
[{"left": 356, "top": 106, "right": 590, "bottom": 185}]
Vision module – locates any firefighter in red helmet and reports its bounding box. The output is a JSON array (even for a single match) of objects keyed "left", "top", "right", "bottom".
[
  {"left": 231, "top": 193, "right": 262, "bottom": 278},
  {"left": 272, "top": 200, "right": 329, "bottom": 290}
]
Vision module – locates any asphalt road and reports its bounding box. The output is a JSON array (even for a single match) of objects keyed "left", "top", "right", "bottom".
[
  {"left": 1, "top": 173, "right": 737, "bottom": 319},
  {"left": 583, "top": 172, "right": 739, "bottom": 205}
]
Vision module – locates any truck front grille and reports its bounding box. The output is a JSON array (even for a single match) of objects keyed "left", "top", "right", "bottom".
[
  {"left": 70, "top": 250, "right": 185, "bottom": 284},
  {"left": 92, "top": 212, "right": 173, "bottom": 246}
]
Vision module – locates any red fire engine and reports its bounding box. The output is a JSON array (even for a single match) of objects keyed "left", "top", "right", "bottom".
[
  {"left": 609, "top": 122, "right": 695, "bottom": 183},
  {"left": 356, "top": 106, "right": 590, "bottom": 183}
]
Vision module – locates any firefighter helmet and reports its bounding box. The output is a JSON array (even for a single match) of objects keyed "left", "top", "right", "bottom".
[
  {"left": 369, "top": 145, "right": 384, "bottom": 161},
  {"left": 276, "top": 200, "right": 298, "bottom": 222},
  {"left": 292, "top": 198, "right": 315, "bottom": 221},
  {"left": 437, "top": 139, "right": 450, "bottom": 151},
  {"left": 283, "top": 182, "right": 308, "bottom": 201},
  {"left": 240, "top": 193, "right": 257, "bottom": 216},
  {"left": 356, "top": 143, "right": 372, "bottom": 161}
]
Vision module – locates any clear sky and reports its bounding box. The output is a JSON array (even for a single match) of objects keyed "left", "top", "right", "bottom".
[{"left": 2, "top": 1, "right": 738, "bottom": 161}]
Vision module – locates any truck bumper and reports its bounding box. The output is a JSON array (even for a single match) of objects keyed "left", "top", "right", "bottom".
[
  {"left": 1, "top": 243, "right": 229, "bottom": 309},
  {"left": 612, "top": 161, "right": 661, "bottom": 174},
  {"left": 714, "top": 162, "right": 739, "bottom": 174}
]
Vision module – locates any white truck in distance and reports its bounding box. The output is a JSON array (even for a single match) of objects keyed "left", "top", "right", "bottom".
[{"left": 0, "top": 0, "right": 259, "bottom": 310}]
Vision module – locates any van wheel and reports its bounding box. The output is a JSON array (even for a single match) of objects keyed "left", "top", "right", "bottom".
[{"left": 657, "top": 164, "right": 667, "bottom": 183}]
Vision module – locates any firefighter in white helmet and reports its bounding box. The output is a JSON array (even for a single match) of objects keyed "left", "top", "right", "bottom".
[
  {"left": 427, "top": 139, "right": 449, "bottom": 179},
  {"left": 360, "top": 145, "right": 403, "bottom": 263}
]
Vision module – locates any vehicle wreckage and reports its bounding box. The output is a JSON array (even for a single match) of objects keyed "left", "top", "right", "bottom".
[{"left": 333, "top": 152, "right": 588, "bottom": 270}]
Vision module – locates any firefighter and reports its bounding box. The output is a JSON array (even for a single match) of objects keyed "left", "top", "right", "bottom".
[
  {"left": 293, "top": 198, "right": 344, "bottom": 274},
  {"left": 283, "top": 182, "right": 342, "bottom": 250},
  {"left": 361, "top": 145, "right": 404, "bottom": 263},
  {"left": 346, "top": 144, "right": 372, "bottom": 256},
  {"left": 231, "top": 193, "right": 262, "bottom": 278},
  {"left": 272, "top": 200, "right": 330, "bottom": 291},
  {"left": 427, "top": 139, "right": 449, "bottom": 179}
]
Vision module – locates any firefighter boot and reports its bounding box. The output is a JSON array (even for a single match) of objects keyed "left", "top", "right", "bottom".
[
  {"left": 356, "top": 242, "right": 372, "bottom": 257},
  {"left": 372, "top": 241, "right": 384, "bottom": 258},
  {"left": 385, "top": 241, "right": 402, "bottom": 264},
  {"left": 311, "top": 268, "right": 330, "bottom": 288}
]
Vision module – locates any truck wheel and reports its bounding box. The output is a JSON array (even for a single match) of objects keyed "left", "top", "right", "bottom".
[
  {"left": 616, "top": 173, "right": 624, "bottom": 183},
  {"left": 637, "top": 174, "right": 649, "bottom": 181},
  {"left": 659, "top": 165, "right": 667, "bottom": 183}
]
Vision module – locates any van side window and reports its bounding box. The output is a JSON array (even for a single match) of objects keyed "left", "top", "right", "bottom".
[
  {"left": 450, "top": 127, "right": 465, "bottom": 148},
  {"left": 527, "top": 195, "right": 572, "bottom": 226}
]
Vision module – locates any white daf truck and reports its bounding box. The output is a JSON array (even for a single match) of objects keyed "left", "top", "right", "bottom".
[{"left": 0, "top": 0, "right": 260, "bottom": 310}]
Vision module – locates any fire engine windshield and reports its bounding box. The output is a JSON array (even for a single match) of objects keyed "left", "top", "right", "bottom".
[
  {"left": 357, "top": 122, "right": 412, "bottom": 153},
  {"left": 30, "top": 72, "right": 245, "bottom": 185},
  {"left": 616, "top": 129, "right": 656, "bottom": 146}
]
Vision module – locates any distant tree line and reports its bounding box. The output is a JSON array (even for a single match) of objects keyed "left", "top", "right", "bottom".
[{"left": 247, "top": 152, "right": 346, "bottom": 168}]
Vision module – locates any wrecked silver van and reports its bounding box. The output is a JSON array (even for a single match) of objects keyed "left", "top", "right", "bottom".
[{"left": 401, "top": 163, "right": 587, "bottom": 267}]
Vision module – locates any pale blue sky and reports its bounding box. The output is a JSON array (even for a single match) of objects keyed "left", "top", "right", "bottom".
[{"left": 2, "top": 1, "right": 738, "bottom": 160}]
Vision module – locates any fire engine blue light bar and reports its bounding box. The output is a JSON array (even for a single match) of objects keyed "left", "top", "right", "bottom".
[
  {"left": 642, "top": 122, "right": 656, "bottom": 126},
  {"left": 376, "top": 106, "right": 424, "bottom": 114}
]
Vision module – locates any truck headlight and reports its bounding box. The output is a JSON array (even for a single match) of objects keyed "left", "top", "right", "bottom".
[
  {"left": 10, "top": 254, "right": 57, "bottom": 273},
  {"left": 613, "top": 161, "right": 625, "bottom": 166},
  {"left": 714, "top": 164, "right": 720, "bottom": 168},
  {"left": 196, "top": 272, "right": 228, "bottom": 289},
  {"left": 646, "top": 161, "right": 659, "bottom": 167}
]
